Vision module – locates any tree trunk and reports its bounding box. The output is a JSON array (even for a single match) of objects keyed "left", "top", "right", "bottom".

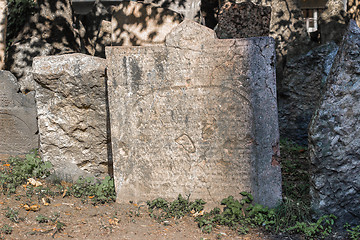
[{"left": 0, "top": 0, "right": 7, "bottom": 70}]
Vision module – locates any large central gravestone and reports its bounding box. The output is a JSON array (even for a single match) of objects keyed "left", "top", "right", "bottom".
[
  {"left": 0, "top": 71, "right": 38, "bottom": 154},
  {"left": 106, "top": 20, "right": 281, "bottom": 206}
]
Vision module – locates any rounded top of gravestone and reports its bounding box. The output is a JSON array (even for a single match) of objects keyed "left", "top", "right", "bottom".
[
  {"left": 0, "top": 71, "right": 21, "bottom": 108},
  {"left": 165, "top": 20, "right": 216, "bottom": 49}
]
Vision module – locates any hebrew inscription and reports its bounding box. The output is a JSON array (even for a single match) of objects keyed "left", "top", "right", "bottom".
[
  {"left": 106, "top": 20, "right": 281, "bottom": 206},
  {"left": 0, "top": 71, "right": 38, "bottom": 154}
]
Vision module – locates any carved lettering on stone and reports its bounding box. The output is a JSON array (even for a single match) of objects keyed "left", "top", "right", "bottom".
[
  {"left": 0, "top": 71, "right": 38, "bottom": 154},
  {"left": 106, "top": 20, "right": 281, "bottom": 206}
]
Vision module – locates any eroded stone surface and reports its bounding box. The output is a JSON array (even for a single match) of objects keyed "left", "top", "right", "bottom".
[
  {"left": 278, "top": 42, "right": 339, "bottom": 145},
  {"left": 106, "top": 20, "right": 281, "bottom": 206},
  {"left": 32, "top": 54, "right": 109, "bottom": 182},
  {"left": 0, "top": 71, "right": 38, "bottom": 154},
  {"left": 111, "top": 1, "right": 182, "bottom": 46},
  {"left": 216, "top": 2, "right": 271, "bottom": 39},
  {"left": 309, "top": 20, "right": 360, "bottom": 228}
]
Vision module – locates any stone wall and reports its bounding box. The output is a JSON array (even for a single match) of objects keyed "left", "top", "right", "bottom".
[
  {"left": 106, "top": 20, "right": 281, "bottom": 206},
  {"left": 32, "top": 54, "right": 110, "bottom": 182}
]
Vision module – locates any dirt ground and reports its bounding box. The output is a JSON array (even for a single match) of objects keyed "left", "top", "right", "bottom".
[
  {"left": 0, "top": 154, "right": 309, "bottom": 240},
  {"left": 0, "top": 184, "right": 303, "bottom": 240}
]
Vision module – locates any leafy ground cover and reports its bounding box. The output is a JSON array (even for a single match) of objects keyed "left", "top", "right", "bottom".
[{"left": 0, "top": 143, "right": 359, "bottom": 239}]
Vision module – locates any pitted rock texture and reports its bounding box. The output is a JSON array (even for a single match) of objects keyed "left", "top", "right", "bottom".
[
  {"left": 309, "top": 20, "right": 360, "bottom": 228},
  {"left": 32, "top": 54, "right": 109, "bottom": 182},
  {"left": 216, "top": 1, "right": 271, "bottom": 39},
  {"left": 106, "top": 20, "right": 281, "bottom": 207},
  {"left": 0, "top": 71, "right": 38, "bottom": 154},
  {"left": 278, "top": 42, "right": 339, "bottom": 145}
]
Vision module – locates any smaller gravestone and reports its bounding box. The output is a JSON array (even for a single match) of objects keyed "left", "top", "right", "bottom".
[
  {"left": 33, "top": 54, "right": 109, "bottom": 182},
  {"left": 309, "top": 20, "right": 360, "bottom": 228},
  {"left": 106, "top": 20, "right": 281, "bottom": 207},
  {"left": 216, "top": 1, "right": 271, "bottom": 39},
  {"left": 0, "top": 71, "right": 38, "bottom": 154},
  {"left": 111, "top": 1, "right": 182, "bottom": 46}
]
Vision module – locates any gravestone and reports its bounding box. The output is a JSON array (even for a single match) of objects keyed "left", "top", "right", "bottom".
[
  {"left": 106, "top": 20, "right": 281, "bottom": 206},
  {"left": 32, "top": 54, "right": 109, "bottom": 182},
  {"left": 309, "top": 20, "right": 360, "bottom": 228},
  {"left": 278, "top": 42, "right": 339, "bottom": 145},
  {"left": 111, "top": 1, "right": 182, "bottom": 46},
  {"left": 0, "top": 71, "right": 38, "bottom": 154}
]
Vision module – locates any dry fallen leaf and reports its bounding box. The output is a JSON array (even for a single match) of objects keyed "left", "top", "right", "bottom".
[
  {"left": 27, "top": 178, "right": 42, "bottom": 187},
  {"left": 109, "top": 218, "right": 120, "bottom": 225},
  {"left": 24, "top": 204, "right": 40, "bottom": 212},
  {"left": 62, "top": 188, "right": 68, "bottom": 198},
  {"left": 42, "top": 197, "right": 50, "bottom": 206},
  {"left": 192, "top": 210, "right": 204, "bottom": 217}
]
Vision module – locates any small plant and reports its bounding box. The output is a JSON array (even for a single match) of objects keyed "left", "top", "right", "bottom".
[
  {"left": 69, "top": 176, "right": 116, "bottom": 204},
  {"left": 56, "top": 221, "right": 65, "bottom": 231},
  {"left": 36, "top": 214, "right": 49, "bottom": 223},
  {"left": 345, "top": 223, "right": 360, "bottom": 240},
  {"left": 1, "top": 224, "right": 13, "bottom": 235},
  {"left": 286, "top": 214, "right": 337, "bottom": 239},
  {"left": 196, "top": 192, "right": 257, "bottom": 234},
  {"left": 280, "top": 138, "right": 310, "bottom": 204},
  {"left": 147, "top": 194, "right": 206, "bottom": 223},
  {"left": 50, "top": 212, "right": 60, "bottom": 223},
  {"left": 5, "top": 207, "right": 20, "bottom": 223},
  {"left": 0, "top": 150, "right": 52, "bottom": 195}
]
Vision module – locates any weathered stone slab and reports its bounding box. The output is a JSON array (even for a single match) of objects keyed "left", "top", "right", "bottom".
[
  {"left": 278, "top": 42, "right": 339, "bottom": 145},
  {"left": 111, "top": 1, "right": 182, "bottom": 46},
  {"left": 0, "top": 71, "right": 38, "bottom": 154},
  {"left": 216, "top": 2, "right": 271, "bottom": 39},
  {"left": 309, "top": 20, "right": 360, "bottom": 228},
  {"left": 106, "top": 20, "right": 281, "bottom": 206},
  {"left": 32, "top": 54, "right": 109, "bottom": 182}
]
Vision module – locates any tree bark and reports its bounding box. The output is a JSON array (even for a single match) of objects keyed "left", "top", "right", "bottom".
[{"left": 0, "top": 0, "right": 7, "bottom": 70}]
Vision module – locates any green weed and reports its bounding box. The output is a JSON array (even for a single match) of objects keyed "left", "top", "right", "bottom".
[
  {"left": 0, "top": 224, "right": 13, "bottom": 235},
  {"left": 147, "top": 194, "right": 206, "bottom": 223},
  {"left": 0, "top": 150, "right": 52, "bottom": 195},
  {"left": 345, "top": 223, "right": 360, "bottom": 240},
  {"left": 194, "top": 192, "right": 336, "bottom": 238},
  {"left": 286, "top": 214, "right": 337, "bottom": 239},
  {"left": 280, "top": 138, "right": 310, "bottom": 204},
  {"left": 69, "top": 176, "right": 116, "bottom": 204},
  {"left": 36, "top": 214, "right": 49, "bottom": 223},
  {"left": 4, "top": 207, "right": 20, "bottom": 223}
]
